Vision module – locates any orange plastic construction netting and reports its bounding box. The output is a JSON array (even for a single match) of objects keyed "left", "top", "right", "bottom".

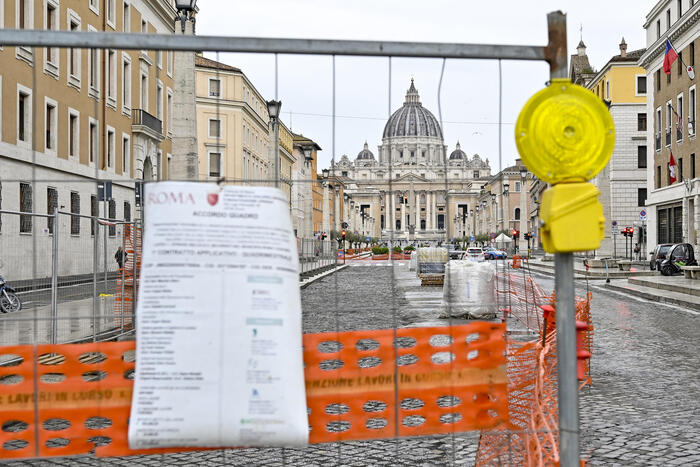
[
  {"left": 474, "top": 278, "right": 593, "bottom": 466},
  {"left": 0, "top": 322, "right": 508, "bottom": 460}
]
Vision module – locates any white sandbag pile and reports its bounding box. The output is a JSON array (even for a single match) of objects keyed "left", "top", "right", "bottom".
[{"left": 441, "top": 260, "right": 498, "bottom": 319}]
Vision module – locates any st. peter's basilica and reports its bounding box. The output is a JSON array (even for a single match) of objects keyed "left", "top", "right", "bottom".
[{"left": 332, "top": 79, "right": 491, "bottom": 242}]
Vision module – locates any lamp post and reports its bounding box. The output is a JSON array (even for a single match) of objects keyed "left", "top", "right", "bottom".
[
  {"left": 475, "top": 205, "right": 480, "bottom": 239},
  {"left": 174, "top": 0, "right": 197, "bottom": 33},
  {"left": 503, "top": 182, "right": 510, "bottom": 234},
  {"left": 170, "top": 0, "right": 198, "bottom": 181},
  {"left": 520, "top": 166, "right": 528, "bottom": 255},
  {"left": 267, "top": 99, "right": 282, "bottom": 188}
]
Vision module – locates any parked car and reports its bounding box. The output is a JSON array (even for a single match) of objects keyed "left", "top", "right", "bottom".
[
  {"left": 483, "top": 246, "right": 507, "bottom": 260},
  {"left": 649, "top": 243, "right": 673, "bottom": 271},
  {"left": 659, "top": 243, "right": 697, "bottom": 276},
  {"left": 466, "top": 247, "right": 484, "bottom": 262}
]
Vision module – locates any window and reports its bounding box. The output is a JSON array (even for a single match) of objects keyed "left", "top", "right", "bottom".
[
  {"left": 690, "top": 86, "right": 696, "bottom": 135},
  {"left": 88, "top": 27, "right": 100, "bottom": 96},
  {"left": 667, "top": 9, "right": 671, "bottom": 28},
  {"left": 124, "top": 201, "right": 131, "bottom": 222},
  {"left": 44, "top": 100, "right": 56, "bottom": 152},
  {"left": 166, "top": 89, "right": 173, "bottom": 136},
  {"left": 156, "top": 81, "right": 163, "bottom": 120},
  {"left": 108, "top": 200, "right": 116, "bottom": 236},
  {"left": 106, "top": 50, "right": 116, "bottom": 105},
  {"left": 89, "top": 0, "right": 98, "bottom": 14},
  {"left": 68, "top": 13, "right": 81, "bottom": 86},
  {"left": 678, "top": 94, "right": 684, "bottom": 141},
  {"left": 679, "top": 157, "right": 684, "bottom": 181},
  {"left": 692, "top": 153, "right": 696, "bottom": 178},
  {"left": 209, "top": 152, "right": 221, "bottom": 177},
  {"left": 636, "top": 76, "right": 647, "bottom": 95},
  {"left": 122, "top": 1, "right": 129, "bottom": 32},
  {"left": 209, "top": 78, "right": 221, "bottom": 97},
  {"left": 473, "top": 171, "right": 479, "bottom": 178},
  {"left": 19, "top": 182, "right": 32, "bottom": 233},
  {"left": 638, "top": 113, "right": 647, "bottom": 131},
  {"left": 90, "top": 195, "right": 97, "bottom": 236},
  {"left": 678, "top": 0, "right": 682, "bottom": 18},
  {"left": 47, "top": 187, "right": 57, "bottom": 234},
  {"left": 122, "top": 135, "right": 130, "bottom": 175},
  {"left": 44, "top": 0, "right": 58, "bottom": 73},
  {"left": 657, "top": 165, "right": 661, "bottom": 188},
  {"left": 692, "top": 42, "right": 696, "bottom": 67},
  {"left": 68, "top": 111, "right": 78, "bottom": 158},
  {"left": 638, "top": 146, "right": 647, "bottom": 168},
  {"left": 122, "top": 54, "right": 131, "bottom": 112},
  {"left": 638, "top": 188, "right": 647, "bottom": 207},
  {"left": 106, "top": 0, "right": 115, "bottom": 26},
  {"left": 515, "top": 181, "right": 521, "bottom": 192},
  {"left": 140, "top": 73, "right": 148, "bottom": 111},
  {"left": 70, "top": 192, "right": 80, "bottom": 235},
  {"left": 89, "top": 120, "right": 97, "bottom": 164},
  {"left": 209, "top": 119, "right": 221, "bottom": 138},
  {"left": 656, "top": 69, "right": 661, "bottom": 92},
  {"left": 167, "top": 51, "right": 173, "bottom": 76},
  {"left": 106, "top": 128, "right": 115, "bottom": 169},
  {"left": 514, "top": 208, "right": 521, "bottom": 220},
  {"left": 679, "top": 51, "right": 684, "bottom": 75},
  {"left": 18, "top": 89, "right": 31, "bottom": 144},
  {"left": 657, "top": 19, "right": 661, "bottom": 40}
]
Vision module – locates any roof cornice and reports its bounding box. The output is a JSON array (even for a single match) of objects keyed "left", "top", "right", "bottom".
[{"left": 639, "top": 4, "right": 700, "bottom": 68}]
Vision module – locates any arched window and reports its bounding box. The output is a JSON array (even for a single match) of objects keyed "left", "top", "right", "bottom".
[{"left": 514, "top": 207, "right": 521, "bottom": 220}]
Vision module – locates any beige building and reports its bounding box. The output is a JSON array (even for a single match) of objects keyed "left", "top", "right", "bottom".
[
  {"left": 0, "top": 0, "right": 177, "bottom": 281},
  {"left": 279, "top": 120, "right": 295, "bottom": 202},
  {"left": 194, "top": 55, "right": 271, "bottom": 184}
]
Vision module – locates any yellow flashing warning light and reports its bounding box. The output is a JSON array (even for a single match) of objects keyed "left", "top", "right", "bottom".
[
  {"left": 539, "top": 183, "right": 605, "bottom": 253},
  {"left": 515, "top": 78, "right": 614, "bottom": 185}
]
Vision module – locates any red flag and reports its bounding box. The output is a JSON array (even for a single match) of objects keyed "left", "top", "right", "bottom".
[
  {"left": 664, "top": 39, "right": 679, "bottom": 74},
  {"left": 669, "top": 151, "right": 677, "bottom": 184}
]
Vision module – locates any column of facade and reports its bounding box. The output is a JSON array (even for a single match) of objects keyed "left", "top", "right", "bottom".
[
  {"left": 426, "top": 192, "right": 432, "bottom": 231},
  {"left": 334, "top": 190, "right": 340, "bottom": 231},
  {"left": 413, "top": 191, "right": 419, "bottom": 232},
  {"left": 400, "top": 195, "right": 406, "bottom": 233}
]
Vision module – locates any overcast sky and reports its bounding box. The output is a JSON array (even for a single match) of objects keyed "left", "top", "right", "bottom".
[{"left": 197, "top": 1, "right": 655, "bottom": 173}]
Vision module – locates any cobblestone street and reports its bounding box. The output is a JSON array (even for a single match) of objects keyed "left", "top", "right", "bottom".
[{"left": 7, "top": 261, "right": 700, "bottom": 465}]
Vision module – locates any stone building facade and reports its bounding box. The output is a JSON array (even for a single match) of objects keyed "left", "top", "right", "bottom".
[
  {"left": 640, "top": 0, "right": 700, "bottom": 257},
  {"left": 330, "top": 80, "right": 491, "bottom": 243},
  {"left": 585, "top": 39, "right": 648, "bottom": 257},
  {"left": 0, "top": 0, "right": 177, "bottom": 281}
]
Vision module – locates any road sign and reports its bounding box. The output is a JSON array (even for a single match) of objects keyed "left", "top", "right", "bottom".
[
  {"left": 490, "top": 233, "right": 496, "bottom": 240},
  {"left": 470, "top": 236, "right": 475, "bottom": 242},
  {"left": 640, "top": 210, "right": 647, "bottom": 221},
  {"left": 612, "top": 224, "right": 618, "bottom": 234},
  {"left": 612, "top": 220, "right": 617, "bottom": 226},
  {"left": 365, "top": 236, "right": 370, "bottom": 242}
]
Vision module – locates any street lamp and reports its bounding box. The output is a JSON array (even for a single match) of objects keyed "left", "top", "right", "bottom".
[
  {"left": 175, "top": 0, "right": 197, "bottom": 33},
  {"left": 267, "top": 99, "right": 282, "bottom": 188},
  {"left": 520, "top": 166, "right": 528, "bottom": 255},
  {"left": 322, "top": 168, "right": 330, "bottom": 179}
]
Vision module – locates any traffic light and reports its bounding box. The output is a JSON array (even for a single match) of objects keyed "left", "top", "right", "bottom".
[
  {"left": 321, "top": 232, "right": 327, "bottom": 239},
  {"left": 341, "top": 230, "right": 346, "bottom": 239},
  {"left": 512, "top": 229, "right": 519, "bottom": 239}
]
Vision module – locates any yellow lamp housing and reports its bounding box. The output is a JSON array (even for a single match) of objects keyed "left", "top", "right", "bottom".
[{"left": 539, "top": 182, "right": 604, "bottom": 253}]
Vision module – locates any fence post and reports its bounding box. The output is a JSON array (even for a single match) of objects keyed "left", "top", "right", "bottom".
[
  {"left": 50, "top": 207, "right": 58, "bottom": 344},
  {"left": 92, "top": 216, "right": 98, "bottom": 342}
]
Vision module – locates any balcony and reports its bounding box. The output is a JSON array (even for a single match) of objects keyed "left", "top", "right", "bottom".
[{"left": 132, "top": 109, "right": 164, "bottom": 142}]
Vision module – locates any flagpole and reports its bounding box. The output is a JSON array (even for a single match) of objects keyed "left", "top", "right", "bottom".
[{"left": 666, "top": 37, "right": 695, "bottom": 79}]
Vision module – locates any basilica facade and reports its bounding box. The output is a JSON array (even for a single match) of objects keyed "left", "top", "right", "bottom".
[{"left": 331, "top": 80, "right": 491, "bottom": 243}]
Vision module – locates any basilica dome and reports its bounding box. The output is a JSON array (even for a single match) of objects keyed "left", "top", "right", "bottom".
[
  {"left": 382, "top": 79, "right": 443, "bottom": 139},
  {"left": 449, "top": 142, "right": 467, "bottom": 160},
  {"left": 356, "top": 142, "right": 375, "bottom": 160}
]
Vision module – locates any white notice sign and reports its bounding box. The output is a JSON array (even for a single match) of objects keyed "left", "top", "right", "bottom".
[{"left": 129, "top": 182, "right": 308, "bottom": 449}]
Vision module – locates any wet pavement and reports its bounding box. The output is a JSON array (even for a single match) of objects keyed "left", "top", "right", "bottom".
[{"left": 6, "top": 261, "right": 700, "bottom": 465}]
